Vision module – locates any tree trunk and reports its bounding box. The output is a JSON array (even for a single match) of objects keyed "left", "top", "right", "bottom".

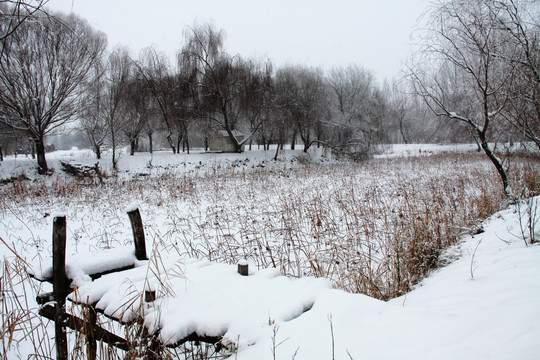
[
  {"left": 176, "top": 133, "right": 183, "bottom": 155},
  {"left": 130, "top": 137, "right": 136, "bottom": 156},
  {"left": 273, "top": 143, "right": 280, "bottom": 161},
  {"left": 477, "top": 131, "right": 510, "bottom": 197},
  {"left": 184, "top": 135, "right": 190, "bottom": 154},
  {"left": 234, "top": 141, "right": 242, "bottom": 153},
  {"left": 166, "top": 132, "right": 176, "bottom": 154},
  {"left": 35, "top": 137, "right": 48, "bottom": 174},
  {"left": 148, "top": 132, "right": 153, "bottom": 154},
  {"left": 94, "top": 144, "right": 101, "bottom": 159},
  {"left": 111, "top": 132, "right": 118, "bottom": 170},
  {"left": 399, "top": 117, "right": 409, "bottom": 144}
]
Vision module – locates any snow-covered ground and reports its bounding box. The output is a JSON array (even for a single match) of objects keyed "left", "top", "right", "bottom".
[
  {"left": 0, "top": 144, "right": 538, "bottom": 359},
  {"left": 237, "top": 201, "right": 540, "bottom": 359},
  {"left": 0, "top": 142, "right": 502, "bottom": 181}
]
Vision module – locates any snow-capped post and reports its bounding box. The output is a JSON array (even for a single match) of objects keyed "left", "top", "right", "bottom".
[
  {"left": 238, "top": 259, "right": 249, "bottom": 276},
  {"left": 127, "top": 207, "right": 148, "bottom": 261},
  {"left": 145, "top": 281, "right": 156, "bottom": 303},
  {"left": 145, "top": 289, "right": 156, "bottom": 303},
  {"left": 52, "top": 215, "right": 68, "bottom": 360}
]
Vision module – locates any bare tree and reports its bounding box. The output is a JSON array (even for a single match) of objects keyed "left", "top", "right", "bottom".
[
  {"left": 328, "top": 65, "right": 373, "bottom": 123},
  {"left": 181, "top": 23, "right": 272, "bottom": 153},
  {"left": 492, "top": 0, "right": 540, "bottom": 149},
  {"left": 0, "top": 12, "right": 106, "bottom": 173},
  {"left": 326, "top": 64, "right": 389, "bottom": 157},
  {"left": 383, "top": 79, "right": 412, "bottom": 144},
  {"left": 103, "top": 47, "right": 131, "bottom": 169},
  {"left": 0, "top": 0, "right": 48, "bottom": 49},
  {"left": 80, "top": 58, "right": 108, "bottom": 159},
  {"left": 137, "top": 47, "right": 184, "bottom": 154},
  {"left": 274, "top": 66, "right": 329, "bottom": 153},
  {"left": 124, "top": 75, "right": 150, "bottom": 155},
  {"left": 408, "top": 0, "right": 519, "bottom": 196}
]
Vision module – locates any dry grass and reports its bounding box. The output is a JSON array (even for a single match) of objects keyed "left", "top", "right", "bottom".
[{"left": 0, "top": 151, "right": 539, "bottom": 357}]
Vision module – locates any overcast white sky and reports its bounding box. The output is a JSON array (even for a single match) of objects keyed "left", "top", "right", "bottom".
[{"left": 46, "top": 0, "right": 428, "bottom": 81}]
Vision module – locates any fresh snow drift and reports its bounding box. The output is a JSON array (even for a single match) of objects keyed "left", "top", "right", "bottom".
[{"left": 234, "top": 200, "right": 540, "bottom": 359}]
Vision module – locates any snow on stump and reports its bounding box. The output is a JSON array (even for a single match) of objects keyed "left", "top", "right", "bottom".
[{"left": 237, "top": 259, "right": 249, "bottom": 276}]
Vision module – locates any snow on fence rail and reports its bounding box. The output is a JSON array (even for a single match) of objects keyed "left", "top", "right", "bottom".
[{"left": 29, "top": 208, "right": 329, "bottom": 359}]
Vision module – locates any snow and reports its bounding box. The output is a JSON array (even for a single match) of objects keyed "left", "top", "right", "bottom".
[
  {"left": 56, "top": 199, "right": 540, "bottom": 358},
  {"left": 124, "top": 201, "right": 140, "bottom": 214},
  {"left": 31, "top": 246, "right": 139, "bottom": 286},
  {"left": 236, "top": 203, "right": 540, "bottom": 359},
  {"left": 1, "top": 145, "right": 539, "bottom": 359}
]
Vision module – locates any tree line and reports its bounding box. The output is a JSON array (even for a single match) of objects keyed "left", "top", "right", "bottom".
[
  {"left": 78, "top": 23, "right": 405, "bottom": 169},
  {"left": 0, "top": 0, "right": 538, "bottom": 194}
]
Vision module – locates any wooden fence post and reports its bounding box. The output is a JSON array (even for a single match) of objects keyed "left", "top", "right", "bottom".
[
  {"left": 85, "top": 304, "right": 97, "bottom": 360},
  {"left": 53, "top": 216, "right": 68, "bottom": 360},
  {"left": 128, "top": 208, "right": 148, "bottom": 261},
  {"left": 237, "top": 260, "right": 249, "bottom": 276}
]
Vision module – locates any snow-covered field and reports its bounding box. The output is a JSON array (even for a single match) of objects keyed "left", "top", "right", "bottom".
[{"left": 0, "top": 144, "right": 539, "bottom": 359}]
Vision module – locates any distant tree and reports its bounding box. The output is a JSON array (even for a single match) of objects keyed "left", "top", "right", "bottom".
[
  {"left": 181, "top": 23, "right": 272, "bottom": 153},
  {"left": 124, "top": 75, "right": 150, "bottom": 155},
  {"left": 383, "top": 79, "right": 411, "bottom": 144},
  {"left": 0, "top": 121, "right": 25, "bottom": 158},
  {"left": 327, "top": 64, "right": 390, "bottom": 157},
  {"left": 80, "top": 58, "right": 108, "bottom": 159},
  {"left": 0, "top": 0, "right": 48, "bottom": 48},
  {"left": 143, "top": 105, "right": 160, "bottom": 153},
  {"left": 103, "top": 47, "right": 132, "bottom": 169},
  {"left": 492, "top": 0, "right": 540, "bottom": 149},
  {"left": 268, "top": 69, "right": 295, "bottom": 159},
  {"left": 0, "top": 12, "right": 106, "bottom": 173},
  {"left": 328, "top": 65, "right": 374, "bottom": 122},
  {"left": 408, "top": 0, "right": 522, "bottom": 196},
  {"left": 274, "top": 66, "right": 329, "bottom": 153},
  {"left": 137, "top": 47, "right": 185, "bottom": 154}
]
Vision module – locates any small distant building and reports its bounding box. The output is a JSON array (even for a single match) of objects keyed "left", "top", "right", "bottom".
[{"left": 208, "top": 130, "right": 245, "bottom": 152}]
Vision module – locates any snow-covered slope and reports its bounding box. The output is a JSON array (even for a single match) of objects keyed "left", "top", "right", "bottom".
[{"left": 236, "top": 199, "right": 540, "bottom": 359}]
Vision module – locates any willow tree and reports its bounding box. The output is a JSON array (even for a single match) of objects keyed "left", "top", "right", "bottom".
[
  {"left": 181, "top": 23, "right": 272, "bottom": 153},
  {"left": 0, "top": 11, "right": 106, "bottom": 173}
]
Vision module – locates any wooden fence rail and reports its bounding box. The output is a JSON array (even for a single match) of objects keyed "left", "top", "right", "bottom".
[
  {"left": 34, "top": 207, "right": 248, "bottom": 359},
  {"left": 40, "top": 208, "right": 148, "bottom": 360}
]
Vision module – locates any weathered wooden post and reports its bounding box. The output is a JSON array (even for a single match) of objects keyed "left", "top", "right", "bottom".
[
  {"left": 237, "top": 260, "right": 249, "bottom": 276},
  {"left": 53, "top": 215, "right": 68, "bottom": 360},
  {"left": 84, "top": 304, "right": 97, "bottom": 360},
  {"left": 127, "top": 208, "right": 148, "bottom": 261},
  {"left": 145, "top": 290, "right": 156, "bottom": 303}
]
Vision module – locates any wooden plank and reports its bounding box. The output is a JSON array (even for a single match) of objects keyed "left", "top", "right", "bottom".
[
  {"left": 39, "top": 305, "right": 129, "bottom": 351},
  {"left": 167, "top": 332, "right": 223, "bottom": 348},
  {"left": 31, "top": 264, "right": 136, "bottom": 284},
  {"left": 53, "top": 215, "right": 68, "bottom": 360}
]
